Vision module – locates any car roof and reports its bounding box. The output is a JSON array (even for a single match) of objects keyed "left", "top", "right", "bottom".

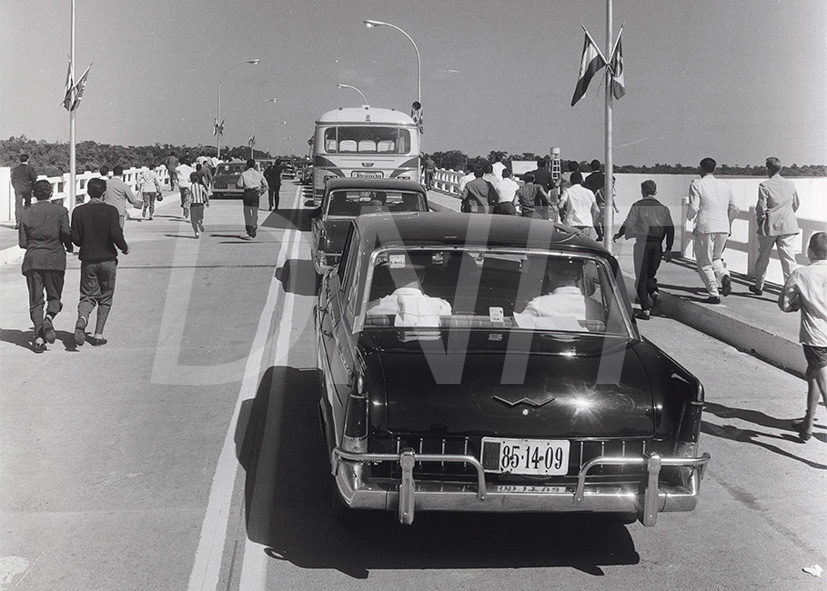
[
  {"left": 353, "top": 212, "right": 610, "bottom": 255},
  {"left": 325, "top": 178, "right": 427, "bottom": 193}
]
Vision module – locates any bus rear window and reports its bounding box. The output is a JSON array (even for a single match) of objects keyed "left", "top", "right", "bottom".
[{"left": 323, "top": 127, "right": 411, "bottom": 154}]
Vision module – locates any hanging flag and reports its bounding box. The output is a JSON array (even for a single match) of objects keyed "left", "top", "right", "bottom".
[
  {"left": 610, "top": 28, "right": 625, "bottom": 100},
  {"left": 214, "top": 119, "right": 225, "bottom": 137},
  {"left": 61, "top": 57, "right": 75, "bottom": 111},
  {"left": 249, "top": 135, "right": 255, "bottom": 147},
  {"left": 417, "top": 106, "right": 424, "bottom": 133},
  {"left": 213, "top": 118, "right": 219, "bottom": 136},
  {"left": 571, "top": 28, "right": 606, "bottom": 107},
  {"left": 69, "top": 63, "right": 92, "bottom": 111}
]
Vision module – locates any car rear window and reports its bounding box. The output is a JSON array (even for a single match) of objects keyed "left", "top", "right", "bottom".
[
  {"left": 326, "top": 190, "right": 427, "bottom": 216},
  {"left": 362, "top": 249, "right": 631, "bottom": 336}
]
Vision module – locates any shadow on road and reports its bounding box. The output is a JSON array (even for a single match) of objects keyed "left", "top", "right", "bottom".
[
  {"left": 262, "top": 207, "right": 312, "bottom": 233},
  {"left": 237, "top": 366, "right": 640, "bottom": 579},
  {"left": 702, "top": 401, "right": 827, "bottom": 466},
  {"left": 275, "top": 259, "right": 318, "bottom": 296}
]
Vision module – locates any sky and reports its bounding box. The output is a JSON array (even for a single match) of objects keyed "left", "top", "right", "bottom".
[{"left": 1, "top": 0, "right": 825, "bottom": 167}]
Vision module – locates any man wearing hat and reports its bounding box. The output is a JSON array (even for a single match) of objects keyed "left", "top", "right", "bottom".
[{"left": 18, "top": 180, "right": 73, "bottom": 352}]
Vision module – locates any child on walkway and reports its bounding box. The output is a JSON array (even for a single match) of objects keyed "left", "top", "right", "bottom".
[
  {"left": 189, "top": 166, "right": 210, "bottom": 238},
  {"left": 613, "top": 180, "right": 674, "bottom": 320},
  {"left": 779, "top": 231, "right": 827, "bottom": 442}
]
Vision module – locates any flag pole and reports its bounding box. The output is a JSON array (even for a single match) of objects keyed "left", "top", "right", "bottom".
[
  {"left": 69, "top": 0, "right": 76, "bottom": 214},
  {"left": 603, "top": 0, "right": 614, "bottom": 252}
]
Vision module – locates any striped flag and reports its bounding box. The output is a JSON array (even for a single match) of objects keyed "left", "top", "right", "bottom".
[
  {"left": 610, "top": 28, "right": 625, "bottom": 100},
  {"left": 571, "top": 28, "right": 606, "bottom": 107},
  {"left": 61, "top": 57, "right": 75, "bottom": 111},
  {"left": 249, "top": 135, "right": 255, "bottom": 147},
  {"left": 70, "top": 63, "right": 92, "bottom": 110}
]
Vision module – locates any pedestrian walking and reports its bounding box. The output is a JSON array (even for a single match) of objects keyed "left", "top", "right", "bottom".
[
  {"left": 594, "top": 175, "right": 620, "bottom": 241},
  {"left": 515, "top": 172, "right": 550, "bottom": 219},
  {"left": 422, "top": 154, "right": 436, "bottom": 190},
  {"left": 613, "top": 180, "right": 675, "bottom": 320},
  {"left": 236, "top": 158, "right": 268, "bottom": 239},
  {"left": 750, "top": 157, "right": 800, "bottom": 296},
  {"left": 530, "top": 157, "right": 552, "bottom": 194},
  {"left": 583, "top": 159, "right": 604, "bottom": 194},
  {"left": 492, "top": 168, "right": 519, "bottom": 215},
  {"left": 263, "top": 160, "right": 282, "bottom": 210},
  {"left": 18, "top": 180, "right": 73, "bottom": 353},
  {"left": 11, "top": 153, "right": 38, "bottom": 229},
  {"left": 176, "top": 157, "right": 194, "bottom": 219},
  {"left": 103, "top": 165, "right": 141, "bottom": 228},
  {"left": 189, "top": 169, "right": 210, "bottom": 238},
  {"left": 164, "top": 151, "right": 179, "bottom": 190},
  {"left": 686, "top": 157, "right": 739, "bottom": 304},
  {"left": 778, "top": 232, "right": 827, "bottom": 442},
  {"left": 136, "top": 163, "right": 164, "bottom": 220},
  {"left": 559, "top": 172, "right": 600, "bottom": 238},
  {"left": 457, "top": 164, "right": 475, "bottom": 196},
  {"left": 491, "top": 154, "right": 506, "bottom": 182},
  {"left": 70, "top": 178, "right": 130, "bottom": 347},
  {"left": 460, "top": 166, "right": 497, "bottom": 213}
]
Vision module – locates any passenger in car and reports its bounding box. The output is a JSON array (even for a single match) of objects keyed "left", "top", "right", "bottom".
[
  {"left": 366, "top": 256, "right": 452, "bottom": 327},
  {"left": 519, "top": 263, "right": 604, "bottom": 321}
]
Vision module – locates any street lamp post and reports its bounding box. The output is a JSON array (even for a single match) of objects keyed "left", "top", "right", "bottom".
[
  {"left": 363, "top": 20, "right": 420, "bottom": 107},
  {"left": 337, "top": 83, "right": 369, "bottom": 106},
  {"left": 215, "top": 59, "right": 260, "bottom": 159},
  {"left": 250, "top": 97, "right": 278, "bottom": 159}
]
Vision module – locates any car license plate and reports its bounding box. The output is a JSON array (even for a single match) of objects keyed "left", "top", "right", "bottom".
[
  {"left": 352, "top": 171, "right": 383, "bottom": 178},
  {"left": 481, "top": 438, "right": 570, "bottom": 476}
]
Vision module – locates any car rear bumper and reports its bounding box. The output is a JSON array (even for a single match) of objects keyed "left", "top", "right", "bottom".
[{"left": 332, "top": 447, "right": 710, "bottom": 526}]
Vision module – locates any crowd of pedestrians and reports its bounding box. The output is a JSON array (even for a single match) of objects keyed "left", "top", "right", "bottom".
[{"left": 453, "top": 152, "right": 825, "bottom": 442}]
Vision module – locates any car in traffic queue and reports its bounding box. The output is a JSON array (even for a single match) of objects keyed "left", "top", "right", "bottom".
[
  {"left": 210, "top": 160, "right": 247, "bottom": 199},
  {"left": 316, "top": 212, "right": 710, "bottom": 526},
  {"left": 281, "top": 160, "right": 296, "bottom": 179},
  {"left": 310, "top": 178, "right": 429, "bottom": 275}
]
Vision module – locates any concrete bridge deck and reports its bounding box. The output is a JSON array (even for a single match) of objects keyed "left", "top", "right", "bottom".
[{"left": 0, "top": 186, "right": 805, "bottom": 377}]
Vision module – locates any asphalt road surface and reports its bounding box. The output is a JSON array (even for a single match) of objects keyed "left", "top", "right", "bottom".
[{"left": 1, "top": 183, "right": 824, "bottom": 591}]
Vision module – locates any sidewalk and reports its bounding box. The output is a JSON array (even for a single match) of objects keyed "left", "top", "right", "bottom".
[
  {"left": 427, "top": 190, "right": 805, "bottom": 377},
  {"left": 0, "top": 188, "right": 180, "bottom": 265},
  {"left": 2, "top": 189, "right": 804, "bottom": 377}
]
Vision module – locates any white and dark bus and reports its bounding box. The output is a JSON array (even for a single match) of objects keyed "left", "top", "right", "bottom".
[{"left": 312, "top": 106, "right": 420, "bottom": 203}]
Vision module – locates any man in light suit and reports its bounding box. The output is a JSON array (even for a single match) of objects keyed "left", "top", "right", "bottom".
[{"left": 749, "top": 157, "right": 800, "bottom": 296}]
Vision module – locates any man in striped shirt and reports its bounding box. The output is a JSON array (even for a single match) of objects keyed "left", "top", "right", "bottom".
[{"left": 189, "top": 165, "right": 210, "bottom": 238}]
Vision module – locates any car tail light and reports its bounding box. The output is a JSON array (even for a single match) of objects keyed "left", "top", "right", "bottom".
[{"left": 342, "top": 374, "right": 368, "bottom": 452}]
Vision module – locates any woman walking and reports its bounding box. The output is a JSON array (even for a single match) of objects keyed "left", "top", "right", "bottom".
[{"left": 136, "top": 163, "right": 164, "bottom": 220}]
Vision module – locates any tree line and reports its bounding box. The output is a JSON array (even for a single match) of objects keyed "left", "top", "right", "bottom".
[
  {"left": 0, "top": 136, "right": 287, "bottom": 177},
  {"left": 2, "top": 137, "right": 824, "bottom": 178},
  {"left": 427, "top": 149, "right": 826, "bottom": 177}
]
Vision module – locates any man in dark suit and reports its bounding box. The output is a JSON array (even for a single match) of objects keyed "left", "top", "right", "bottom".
[
  {"left": 18, "top": 180, "right": 73, "bottom": 352},
  {"left": 11, "top": 153, "right": 38, "bottom": 229},
  {"left": 71, "top": 178, "right": 130, "bottom": 347}
]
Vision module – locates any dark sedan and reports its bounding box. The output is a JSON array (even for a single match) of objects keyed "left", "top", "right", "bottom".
[
  {"left": 310, "top": 178, "right": 429, "bottom": 274},
  {"left": 210, "top": 161, "right": 246, "bottom": 199},
  {"left": 316, "top": 213, "right": 710, "bottom": 526}
]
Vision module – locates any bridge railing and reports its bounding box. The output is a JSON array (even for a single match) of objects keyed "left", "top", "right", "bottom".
[
  {"left": 428, "top": 169, "right": 826, "bottom": 287},
  {"left": 2, "top": 166, "right": 171, "bottom": 218}
]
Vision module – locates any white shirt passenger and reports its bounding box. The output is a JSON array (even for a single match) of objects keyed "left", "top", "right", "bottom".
[
  {"left": 522, "top": 286, "right": 604, "bottom": 322},
  {"left": 367, "top": 286, "right": 452, "bottom": 327}
]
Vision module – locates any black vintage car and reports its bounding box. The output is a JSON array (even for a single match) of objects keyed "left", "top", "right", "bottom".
[
  {"left": 316, "top": 213, "right": 710, "bottom": 526},
  {"left": 310, "top": 178, "right": 429, "bottom": 274}
]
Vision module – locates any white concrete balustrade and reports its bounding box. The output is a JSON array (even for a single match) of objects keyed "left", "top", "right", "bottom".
[
  {"left": 430, "top": 169, "right": 826, "bottom": 287},
  {"left": 3, "top": 165, "right": 825, "bottom": 286},
  {"left": 1, "top": 166, "right": 171, "bottom": 218}
]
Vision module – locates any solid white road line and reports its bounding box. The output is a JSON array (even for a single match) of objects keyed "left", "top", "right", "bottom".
[{"left": 187, "top": 185, "right": 303, "bottom": 591}]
